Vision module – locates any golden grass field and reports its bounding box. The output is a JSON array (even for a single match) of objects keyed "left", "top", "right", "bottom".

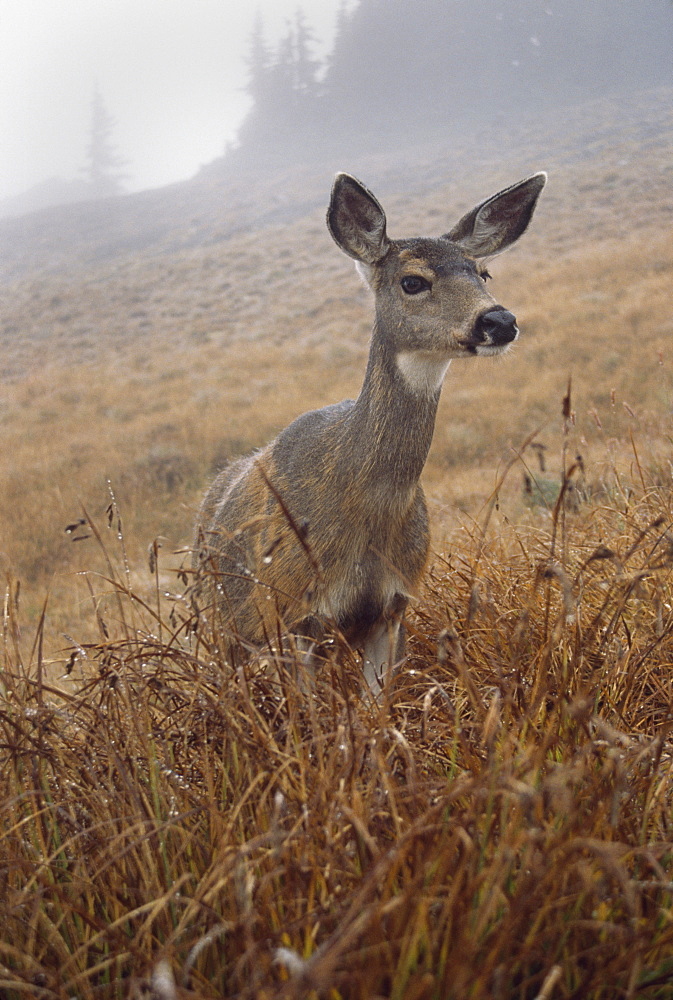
[{"left": 2, "top": 92, "right": 673, "bottom": 997}]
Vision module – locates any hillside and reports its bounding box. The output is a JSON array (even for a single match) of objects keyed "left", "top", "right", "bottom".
[
  {"left": 0, "top": 87, "right": 672, "bottom": 632},
  {"left": 1, "top": 87, "right": 670, "bottom": 290}
]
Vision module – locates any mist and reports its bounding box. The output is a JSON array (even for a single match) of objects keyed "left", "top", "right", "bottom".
[
  {"left": 0, "top": 0, "right": 343, "bottom": 206},
  {"left": 2, "top": 0, "right": 672, "bottom": 218}
]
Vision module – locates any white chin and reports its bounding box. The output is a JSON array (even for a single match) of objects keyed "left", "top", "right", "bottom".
[{"left": 474, "top": 342, "right": 513, "bottom": 357}]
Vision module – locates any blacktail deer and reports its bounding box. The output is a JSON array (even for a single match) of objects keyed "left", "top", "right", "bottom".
[{"left": 194, "top": 171, "right": 546, "bottom": 692}]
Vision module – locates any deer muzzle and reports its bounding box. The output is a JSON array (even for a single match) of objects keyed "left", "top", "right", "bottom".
[{"left": 475, "top": 308, "right": 519, "bottom": 347}]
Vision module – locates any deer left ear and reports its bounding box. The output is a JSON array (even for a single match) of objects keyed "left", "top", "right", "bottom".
[
  {"left": 445, "top": 172, "right": 547, "bottom": 258},
  {"left": 327, "top": 173, "right": 390, "bottom": 264}
]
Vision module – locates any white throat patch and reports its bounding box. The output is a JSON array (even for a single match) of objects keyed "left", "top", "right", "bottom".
[{"left": 395, "top": 351, "right": 452, "bottom": 395}]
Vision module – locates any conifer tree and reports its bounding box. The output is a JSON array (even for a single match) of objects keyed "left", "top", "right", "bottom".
[
  {"left": 239, "top": 7, "right": 321, "bottom": 152},
  {"left": 84, "top": 87, "right": 127, "bottom": 197},
  {"left": 245, "top": 10, "right": 273, "bottom": 108},
  {"left": 292, "top": 8, "right": 320, "bottom": 99}
]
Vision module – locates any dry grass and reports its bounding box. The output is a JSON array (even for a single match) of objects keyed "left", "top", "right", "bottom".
[
  {"left": 2, "top": 92, "right": 673, "bottom": 997},
  {"left": 2, "top": 439, "right": 673, "bottom": 999},
  {"left": 2, "top": 214, "right": 671, "bottom": 640}
]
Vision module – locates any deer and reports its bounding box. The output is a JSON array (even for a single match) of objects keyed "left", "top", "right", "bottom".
[{"left": 193, "top": 170, "right": 546, "bottom": 693}]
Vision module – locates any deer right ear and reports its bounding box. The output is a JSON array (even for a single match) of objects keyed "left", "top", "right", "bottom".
[
  {"left": 327, "top": 173, "right": 390, "bottom": 264},
  {"left": 445, "top": 172, "right": 547, "bottom": 258}
]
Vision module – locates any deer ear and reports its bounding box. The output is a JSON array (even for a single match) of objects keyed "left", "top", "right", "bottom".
[
  {"left": 445, "top": 172, "right": 546, "bottom": 258},
  {"left": 327, "top": 173, "right": 390, "bottom": 264}
]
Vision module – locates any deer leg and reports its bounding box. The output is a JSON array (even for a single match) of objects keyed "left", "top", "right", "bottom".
[
  {"left": 290, "top": 614, "right": 326, "bottom": 693},
  {"left": 361, "top": 594, "right": 408, "bottom": 695}
]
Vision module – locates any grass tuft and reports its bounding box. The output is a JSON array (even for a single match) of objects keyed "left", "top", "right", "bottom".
[{"left": 2, "top": 444, "right": 673, "bottom": 999}]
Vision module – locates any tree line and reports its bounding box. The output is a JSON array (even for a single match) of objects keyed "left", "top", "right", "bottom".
[{"left": 233, "top": 0, "right": 673, "bottom": 165}]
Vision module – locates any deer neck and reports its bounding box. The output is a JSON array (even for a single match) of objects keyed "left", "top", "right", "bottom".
[{"left": 343, "top": 321, "right": 444, "bottom": 495}]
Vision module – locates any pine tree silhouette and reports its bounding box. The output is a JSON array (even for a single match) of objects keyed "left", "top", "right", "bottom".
[{"left": 84, "top": 87, "right": 128, "bottom": 198}]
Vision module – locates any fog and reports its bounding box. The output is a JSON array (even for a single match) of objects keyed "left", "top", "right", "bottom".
[
  {"left": 3, "top": 0, "right": 672, "bottom": 215},
  {"left": 0, "top": 0, "right": 343, "bottom": 203}
]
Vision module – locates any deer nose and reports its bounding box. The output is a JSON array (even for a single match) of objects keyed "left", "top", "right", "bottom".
[{"left": 477, "top": 308, "right": 518, "bottom": 346}]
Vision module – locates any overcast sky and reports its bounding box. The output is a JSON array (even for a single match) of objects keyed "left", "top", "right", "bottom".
[{"left": 0, "top": 0, "right": 343, "bottom": 201}]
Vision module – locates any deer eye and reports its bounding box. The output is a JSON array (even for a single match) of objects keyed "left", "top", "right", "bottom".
[
  {"left": 401, "top": 274, "right": 431, "bottom": 295},
  {"left": 480, "top": 268, "right": 492, "bottom": 282}
]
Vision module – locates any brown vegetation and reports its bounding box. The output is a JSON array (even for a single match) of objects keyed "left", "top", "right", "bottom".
[
  {"left": 1, "top": 93, "right": 673, "bottom": 996},
  {"left": 2, "top": 440, "right": 673, "bottom": 998}
]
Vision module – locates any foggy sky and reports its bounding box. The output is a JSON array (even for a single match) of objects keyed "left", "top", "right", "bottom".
[{"left": 0, "top": 0, "right": 344, "bottom": 202}]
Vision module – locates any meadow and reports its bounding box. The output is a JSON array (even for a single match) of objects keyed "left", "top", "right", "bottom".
[{"left": 1, "top": 93, "right": 673, "bottom": 997}]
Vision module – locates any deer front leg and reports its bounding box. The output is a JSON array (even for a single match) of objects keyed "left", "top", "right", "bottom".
[
  {"left": 361, "top": 594, "right": 408, "bottom": 695},
  {"left": 290, "top": 614, "right": 327, "bottom": 693}
]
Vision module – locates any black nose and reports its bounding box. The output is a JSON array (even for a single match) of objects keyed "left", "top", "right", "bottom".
[{"left": 476, "top": 308, "right": 518, "bottom": 346}]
